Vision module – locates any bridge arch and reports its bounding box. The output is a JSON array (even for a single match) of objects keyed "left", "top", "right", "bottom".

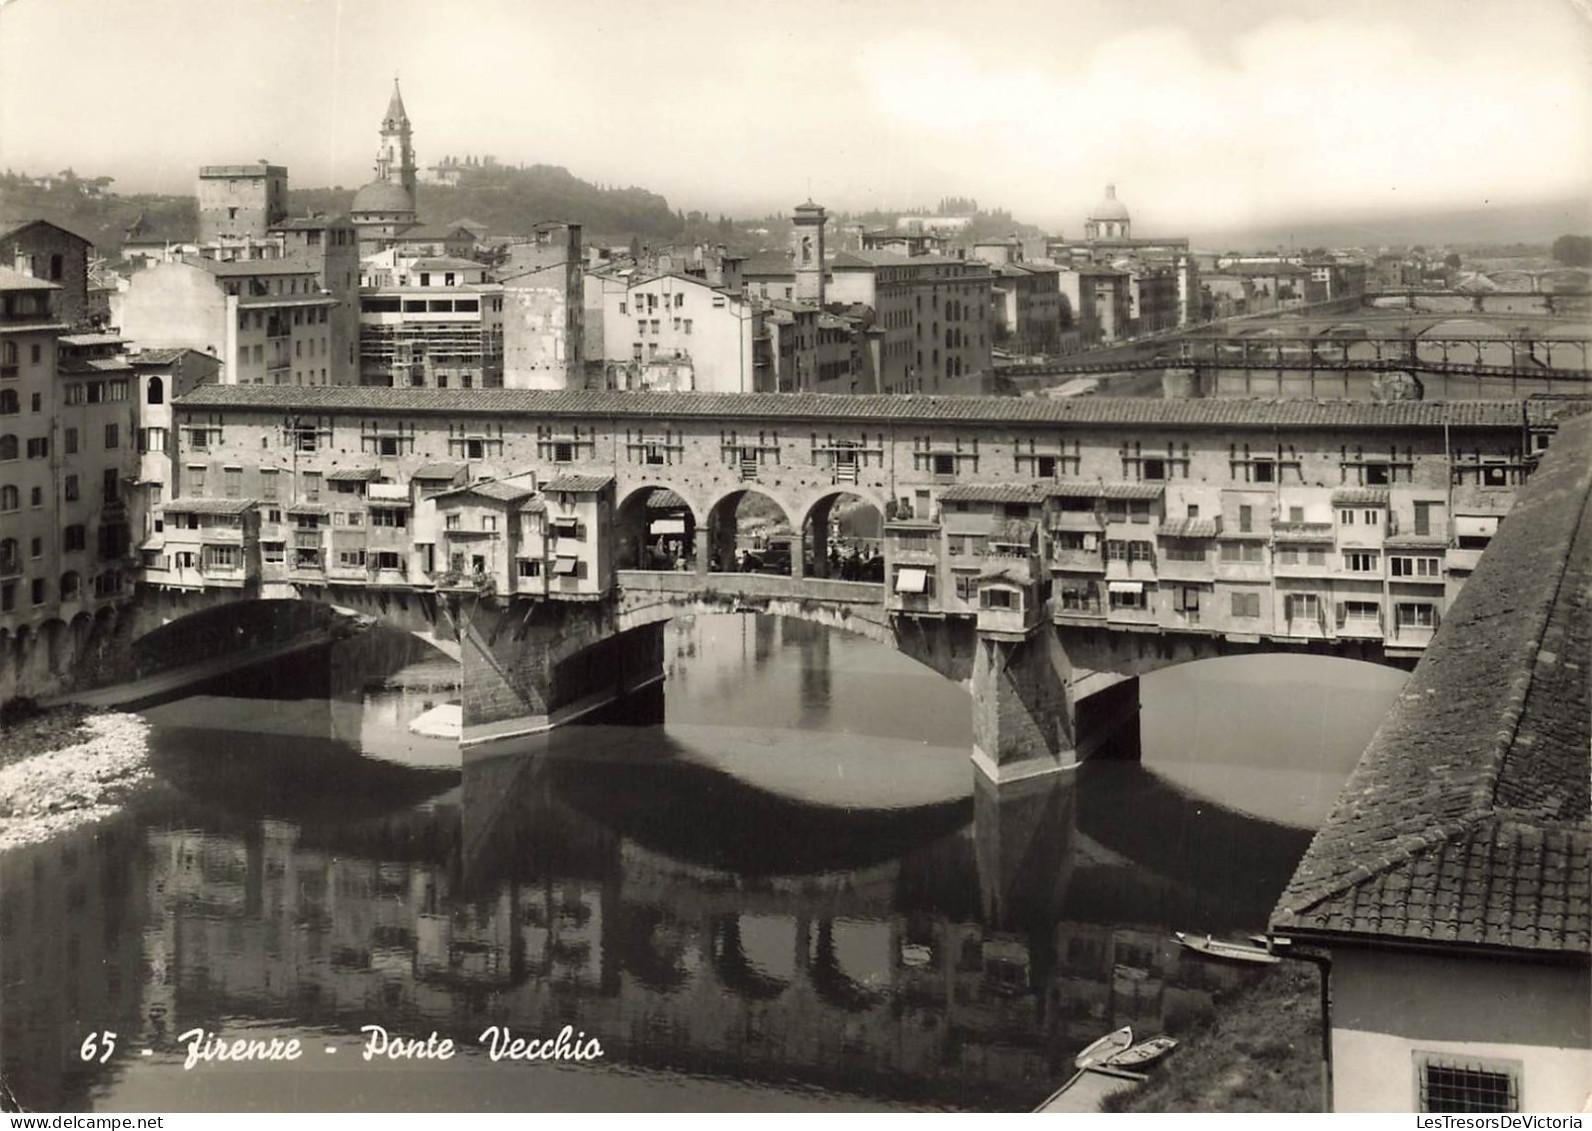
[
  {"left": 613, "top": 482, "right": 707, "bottom": 572},
  {"left": 704, "top": 486, "right": 797, "bottom": 576},
  {"left": 795, "top": 486, "right": 888, "bottom": 581}
]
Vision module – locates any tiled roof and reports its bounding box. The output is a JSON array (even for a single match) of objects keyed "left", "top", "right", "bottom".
[
  {"left": 162, "top": 496, "right": 256, "bottom": 516},
  {"left": 939, "top": 484, "right": 1047, "bottom": 504},
  {"left": 646, "top": 488, "right": 688, "bottom": 509},
  {"left": 0, "top": 265, "right": 60, "bottom": 291},
  {"left": 1159, "top": 518, "right": 1220, "bottom": 538},
  {"left": 0, "top": 218, "right": 93, "bottom": 246},
  {"left": 129, "top": 348, "right": 196, "bottom": 365},
  {"left": 171, "top": 387, "right": 1568, "bottom": 433},
  {"left": 1332, "top": 487, "right": 1391, "bottom": 505},
  {"left": 325, "top": 467, "right": 382, "bottom": 482},
  {"left": 408, "top": 257, "right": 485, "bottom": 271},
  {"left": 284, "top": 502, "right": 328, "bottom": 516},
  {"left": 411, "top": 461, "right": 466, "bottom": 480},
  {"left": 60, "top": 356, "right": 133, "bottom": 374},
  {"left": 544, "top": 474, "right": 614, "bottom": 494},
  {"left": 1271, "top": 412, "right": 1592, "bottom": 956},
  {"left": 1044, "top": 480, "right": 1165, "bottom": 500},
  {"left": 194, "top": 257, "right": 319, "bottom": 277},
  {"left": 519, "top": 498, "right": 547, "bottom": 513},
  {"left": 437, "top": 478, "right": 538, "bottom": 503}
]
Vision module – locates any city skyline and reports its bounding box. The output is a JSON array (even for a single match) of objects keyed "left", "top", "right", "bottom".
[{"left": 1, "top": 0, "right": 1589, "bottom": 238}]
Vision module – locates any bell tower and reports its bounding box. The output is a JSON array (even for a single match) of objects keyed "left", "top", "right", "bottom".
[
  {"left": 791, "top": 200, "right": 827, "bottom": 305},
  {"left": 374, "top": 77, "right": 418, "bottom": 208}
]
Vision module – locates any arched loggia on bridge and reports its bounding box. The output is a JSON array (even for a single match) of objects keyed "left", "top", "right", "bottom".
[
  {"left": 705, "top": 488, "right": 796, "bottom": 577},
  {"left": 799, "top": 489, "right": 887, "bottom": 581},
  {"left": 612, "top": 484, "right": 703, "bottom": 573}
]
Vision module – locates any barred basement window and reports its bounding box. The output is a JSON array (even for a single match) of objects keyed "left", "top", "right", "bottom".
[{"left": 1416, "top": 1054, "right": 1519, "bottom": 1113}]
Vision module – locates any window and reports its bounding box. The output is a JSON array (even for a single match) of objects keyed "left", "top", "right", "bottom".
[
  {"left": 261, "top": 469, "right": 279, "bottom": 500},
  {"left": 60, "top": 571, "right": 79, "bottom": 599},
  {"left": 147, "top": 376, "right": 164, "bottom": 405},
  {"left": 553, "top": 442, "right": 574, "bottom": 463},
  {"left": 1363, "top": 509, "right": 1380, "bottom": 526},
  {"left": 1108, "top": 586, "right": 1147, "bottom": 610},
  {"left": 224, "top": 467, "right": 242, "bottom": 498},
  {"left": 933, "top": 453, "right": 955, "bottom": 476},
  {"left": 1252, "top": 460, "right": 1275, "bottom": 483},
  {"left": 1391, "top": 556, "right": 1441, "bottom": 578},
  {"left": 1413, "top": 501, "right": 1433, "bottom": 536},
  {"left": 1287, "top": 593, "right": 1320, "bottom": 621},
  {"left": 102, "top": 468, "right": 118, "bottom": 502},
  {"left": 293, "top": 427, "right": 318, "bottom": 453},
  {"left": 0, "top": 581, "right": 11, "bottom": 611},
  {"left": 26, "top": 437, "right": 46, "bottom": 459},
  {"left": 482, "top": 515, "right": 498, "bottom": 532},
  {"left": 1141, "top": 458, "right": 1166, "bottom": 481},
  {"left": 303, "top": 472, "right": 321, "bottom": 501},
  {"left": 29, "top": 486, "right": 40, "bottom": 508},
  {"left": 31, "top": 577, "right": 45, "bottom": 606},
  {"left": 0, "top": 485, "right": 15, "bottom": 511},
  {"left": 1363, "top": 463, "right": 1390, "bottom": 486},
  {"left": 1482, "top": 465, "right": 1510, "bottom": 488},
  {"left": 0, "top": 435, "right": 13, "bottom": 460},
  {"left": 1238, "top": 505, "right": 1253, "bottom": 533},
  {"left": 142, "top": 427, "right": 166, "bottom": 453},
  {"left": 0, "top": 389, "right": 18, "bottom": 414},
  {"left": 262, "top": 542, "right": 285, "bottom": 565},
  {"left": 1219, "top": 541, "right": 1264, "bottom": 563},
  {"left": 65, "top": 474, "right": 78, "bottom": 501},
  {"left": 1343, "top": 600, "right": 1379, "bottom": 622},
  {"left": 445, "top": 514, "right": 461, "bottom": 531},
  {"left": 1344, "top": 551, "right": 1379, "bottom": 572},
  {"left": 1417, "top": 1055, "right": 1519, "bottom": 1113},
  {"left": 1397, "top": 603, "right": 1437, "bottom": 628},
  {"left": 64, "top": 525, "right": 86, "bottom": 552},
  {"left": 370, "top": 508, "right": 407, "bottom": 528},
  {"left": 1106, "top": 539, "right": 1127, "bottom": 561},
  {"left": 1128, "top": 540, "right": 1153, "bottom": 562},
  {"left": 376, "top": 551, "right": 403, "bottom": 571},
  {"left": 336, "top": 549, "right": 366, "bottom": 569},
  {"left": 1339, "top": 509, "right": 1355, "bottom": 525},
  {"left": 982, "top": 588, "right": 1015, "bottom": 610}
]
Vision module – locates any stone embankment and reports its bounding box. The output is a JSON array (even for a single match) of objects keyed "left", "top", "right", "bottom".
[{"left": 0, "top": 706, "right": 151, "bottom": 852}]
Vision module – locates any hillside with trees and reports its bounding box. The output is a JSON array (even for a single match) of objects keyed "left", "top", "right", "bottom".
[{"left": 0, "top": 169, "right": 196, "bottom": 256}]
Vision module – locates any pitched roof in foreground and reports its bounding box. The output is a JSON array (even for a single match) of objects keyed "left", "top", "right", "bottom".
[
  {"left": 1271, "top": 412, "right": 1592, "bottom": 957},
  {"left": 171, "top": 384, "right": 1589, "bottom": 432}
]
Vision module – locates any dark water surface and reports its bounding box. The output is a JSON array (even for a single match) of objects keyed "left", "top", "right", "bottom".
[{"left": 0, "top": 616, "right": 1404, "bottom": 1112}]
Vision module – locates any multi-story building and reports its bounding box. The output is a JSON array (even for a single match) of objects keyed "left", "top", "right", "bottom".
[
  {"left": 601, "top": 272, "right": 766, "bottom": 394},
  {"left": 117, "top": 257, "right": 341, "bottom": 385},
  {"left": 158, "top": 388, "right": 1565, "bottom": 665},
  {"left": 358, "top": 261, "right": 504, "bottom": 388},
  {"left": 498, "top": 222, "right": 584, "bottom": 390},
  {"left": 128, "top": 347, "right": 224, "bottom": 573},
  {"left": 1, "top": 220, "right": 94, "bottom": 328},
  {"left": 1, "top": 267, "right": 143, "bottom": 651},
  {"left": 197, "top": 162, "right": 288, "bottom": 245},
  {"left": 1057, "top": 266, "right": 1131, "bottom": 346},
  {"left": 827, "top": 250, "right": 993, "bottom": 393}
]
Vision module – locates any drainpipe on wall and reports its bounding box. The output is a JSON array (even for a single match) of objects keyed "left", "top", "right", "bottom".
[{"left": 1263, "top": 937, "right": 1334, "bottom": 1112}]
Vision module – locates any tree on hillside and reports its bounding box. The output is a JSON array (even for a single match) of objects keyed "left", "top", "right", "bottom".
[
  {"left": 1444, "top": 252, "right": 1462, "bottom": 270},
  {"left": 1552, "top": 234, "right": 1592, "bottom": 267}
]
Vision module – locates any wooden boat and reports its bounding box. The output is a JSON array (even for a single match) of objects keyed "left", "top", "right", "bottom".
[
  {"left": 1249, "top": 933, "right": 1292, "bottom": 950},
  {"left": 1174, "top": 931, "right": 1281, "bottom": 965},
  {"left": 1074, "top": 1025, "right": 1134, "bottom": 1069},
  {"left": 1105, "top": 1035, "right": 1179, "bottom": 1068}
]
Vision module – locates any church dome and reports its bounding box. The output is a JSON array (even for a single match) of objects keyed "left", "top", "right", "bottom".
[
  {"left": 1088, "top": 183, "right": 1130, "bottom": 223},
  {"left": 351, "top": 179, "right": 415, "bottom": 216}
]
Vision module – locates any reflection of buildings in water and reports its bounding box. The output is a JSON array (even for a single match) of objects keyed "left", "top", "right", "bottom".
[
  {"left": 0, "top": 819, "right": 151, "bottom": 1113},
  {"left": 123, "top": 786, "right": 1258, "bottom": 1110}
]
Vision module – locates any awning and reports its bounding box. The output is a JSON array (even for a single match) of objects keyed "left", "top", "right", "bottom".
[
  {"left": 553, "top": 557, "right": 579, "bottom": 576},
  {"left": 651, "top": 518, "right": 687, "bottom": 535},
  {"left": 1108, "top": 581, "right": 1144, "bottom": 595},
  {"left": 894, "top": 568, "right": 929, "bottom": 594},
  {"left": 1455, "top": 515, "right": 1499, "bottom": 538}
]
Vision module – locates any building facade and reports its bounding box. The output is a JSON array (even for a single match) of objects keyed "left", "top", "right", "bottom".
[{"left": 197, "top": 163, "right": 288, "bottom": 245}]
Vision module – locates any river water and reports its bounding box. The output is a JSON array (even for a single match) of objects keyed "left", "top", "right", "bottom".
[{"left": 0, "top": 616, "right": 1404, "bottom": 1112}]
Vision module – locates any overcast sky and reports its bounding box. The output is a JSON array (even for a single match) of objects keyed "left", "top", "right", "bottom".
[{"left": 1, "top": 0, "right": 1588, "bottom": 235}]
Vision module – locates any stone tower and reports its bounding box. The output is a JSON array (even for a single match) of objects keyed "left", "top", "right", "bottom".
[
  {"left": 791, "top": 200, "right": 827, "bottom": 304},
  {"left": 374, "top": 78, "right": 418, "bottom": 209}
]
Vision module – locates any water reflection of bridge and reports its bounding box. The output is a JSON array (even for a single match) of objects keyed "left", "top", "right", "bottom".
[{"left": 0, "top": 722, "right": 1299, "bottom": 1111}]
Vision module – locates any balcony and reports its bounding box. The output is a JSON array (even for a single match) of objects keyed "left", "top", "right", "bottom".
[
  {"left": 1050, "top": 548, "right": 1104, "bottom": 573},
  {"left": 1156, "top": 555, "right": 1213, "bottom": 583}
]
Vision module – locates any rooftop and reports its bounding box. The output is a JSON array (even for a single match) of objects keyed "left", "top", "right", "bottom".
[
  {"left": 162, "top": 496, "right": 257, "bottom": 516},
  {"left": 0, "top": 265, "right": 60, "bottom": 292},
  {"left": 544, "top": 474, "right": 615, "bottom": 494},
  {"left": 171, "top": 387, "right": 1574, "bottom": 433},
  {"left": 436, "top": 478, "right": 538, "bottom": 504},
  {"left": 1271, "top": 411, "right": 1592, "bottom": 957}
]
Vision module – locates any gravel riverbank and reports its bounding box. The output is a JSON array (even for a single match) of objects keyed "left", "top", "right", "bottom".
[{"left": 0, "top": 708, "right": 152, "bottom": 852}]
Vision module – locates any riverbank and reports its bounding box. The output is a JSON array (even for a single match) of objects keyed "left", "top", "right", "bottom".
[
  {"left": 1103, "top": 961, "right": 1325, "bottom": 1112},
  {"left": 0, "top": 705, "right": 151, "bottom": 852}
]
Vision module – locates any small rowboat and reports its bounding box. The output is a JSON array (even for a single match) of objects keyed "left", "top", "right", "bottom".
[
  {"left": 1074, "top": 1025, "right": 1133, "bottom": 1069},
  {"left": 1106, "top": 1035, "right": 1179, "bottom": 1068},
  {"left": 1174, "top": 931, "right": 1281, "bottom": 965}
]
